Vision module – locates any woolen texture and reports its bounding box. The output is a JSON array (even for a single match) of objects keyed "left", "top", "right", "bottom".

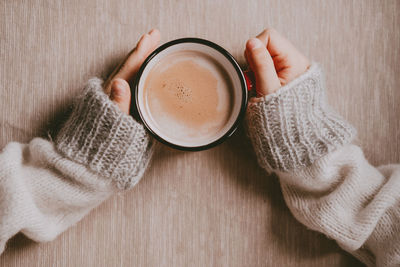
[
  {"left": 246, "top": 63, "right": 356, "bottom": 172},
  {"left": 246, "top": 64, "right": 400, "bottom": 267},
  {"left": 56, "top": 78, "right": 154, "bottom": 190},
  {"left": 0, "top": 79, "right": 153, "bottom": 254}
]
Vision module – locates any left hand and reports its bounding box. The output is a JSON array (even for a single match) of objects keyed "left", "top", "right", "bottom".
[{"left": 104, "top": 29, "right": 161, "bottom": 114}]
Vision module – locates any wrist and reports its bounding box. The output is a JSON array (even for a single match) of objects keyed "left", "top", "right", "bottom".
[
  {"left": 55, "top": 78, "right": 154, "bottom": 190},
  {"left": 245, "top": 63, "right": 356, "bottom": 172}
]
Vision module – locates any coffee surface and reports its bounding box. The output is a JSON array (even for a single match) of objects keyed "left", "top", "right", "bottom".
[{"left": 143, "top": 50, "right": 233, "bottom": 144}]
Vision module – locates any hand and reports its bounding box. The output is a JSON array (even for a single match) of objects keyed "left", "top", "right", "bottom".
[
  {"left": 244, "top": 28, "right": 310, "bottom": 97},
  {"left": 104, "top": 29, "right": 161, "bottom": 114}
]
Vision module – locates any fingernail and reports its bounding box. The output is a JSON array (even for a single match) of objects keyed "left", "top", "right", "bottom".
[{"left": 247, "top": 38, "right": 262, "bottom": 50}]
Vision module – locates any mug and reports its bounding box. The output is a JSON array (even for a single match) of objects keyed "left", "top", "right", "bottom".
[{"left": 134, "top": 38, "right": 248, "bottom": 151}]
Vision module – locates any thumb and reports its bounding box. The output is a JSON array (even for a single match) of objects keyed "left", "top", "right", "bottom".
[
  {"left": 110, "top": 78, "right": 131, "bottom": 115},
  {"left": 245, "top": 38, "right": 281, "bottom": 96}
]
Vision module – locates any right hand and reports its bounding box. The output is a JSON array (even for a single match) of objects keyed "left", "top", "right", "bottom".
[{"left": 244, "top": 28, "right": 310, "bottom": 97}]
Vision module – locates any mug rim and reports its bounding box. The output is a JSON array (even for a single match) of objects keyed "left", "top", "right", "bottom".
[{"left": 134, "top": 37, "right": 248, "bottom": 151}]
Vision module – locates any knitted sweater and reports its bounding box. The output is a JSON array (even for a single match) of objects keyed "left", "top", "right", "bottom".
[
  {"left": 0, "top": 78, "right": 154, "bottom": 253},
  {"left": 246, "top": 64, "right": 400, "bottom": 266},
  {"left": 0, "top": 65, "right": 399, "bottom": 266}
]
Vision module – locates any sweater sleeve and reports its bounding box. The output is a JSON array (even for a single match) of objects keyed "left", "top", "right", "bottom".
[
  {"left": 245, "top": 64, "right": 400, "bottom": 267},
  {"left": 0, "top": 78, "right": 154, "bottom": 254}
]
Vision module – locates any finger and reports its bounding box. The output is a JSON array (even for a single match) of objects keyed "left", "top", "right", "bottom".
[
  {"left": 245, "top": 38, "right": 281, "bottom": 96},
  {"left": 244, "top": 49, "right": 250, "bottom": 65},
  {"left": 110, "top": 78, "right": 131, "bottom": 114},
  {"left": 256, "top": 28, "right": 293, "bottom": 58},
  {"left": 104, "top": 29, "right": 161, "bottom": 93},
  {"left": 147, "top": 28, "right": 161, "bottom": 50},
  {"left": 116, "top": 29, "right": 161, "bottom": 81},
  {"left": 257, "top": 28, "right": 311, "bottom": 85}
]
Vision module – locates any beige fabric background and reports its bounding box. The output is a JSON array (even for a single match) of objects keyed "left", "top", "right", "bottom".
[{"left": 0, "top": 0, "right": 399, "bottom": 266}]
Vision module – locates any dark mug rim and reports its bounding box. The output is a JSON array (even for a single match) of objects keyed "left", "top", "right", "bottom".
[{"left": 134, "top": 37, "right": 248, "bottom": 151}]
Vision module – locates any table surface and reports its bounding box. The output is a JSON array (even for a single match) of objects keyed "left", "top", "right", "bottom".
[{"left": 1, "top": 0, "right": 399, "bottom": 266}]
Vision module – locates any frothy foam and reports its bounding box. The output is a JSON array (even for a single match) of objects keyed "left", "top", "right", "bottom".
[{"left": 142, "top": 50, "right": 234, "bottom": 144}]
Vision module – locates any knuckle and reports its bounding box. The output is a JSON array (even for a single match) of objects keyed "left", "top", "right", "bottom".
[{"left": 113, "top": 78, "right": 125, "bottom": 86}]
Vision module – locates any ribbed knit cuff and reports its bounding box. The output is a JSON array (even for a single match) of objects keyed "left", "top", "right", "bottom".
[
  {"left": 245, "top": 63, "right": 356, "bottom": 172},
  {"left": 55, "top": 78, "right": 154, "bottom": 190}
]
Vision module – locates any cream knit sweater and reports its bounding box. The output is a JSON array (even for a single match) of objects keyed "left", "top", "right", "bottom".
[{"left": 0, "top": 65, "right": 399, "bottom": 266}]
